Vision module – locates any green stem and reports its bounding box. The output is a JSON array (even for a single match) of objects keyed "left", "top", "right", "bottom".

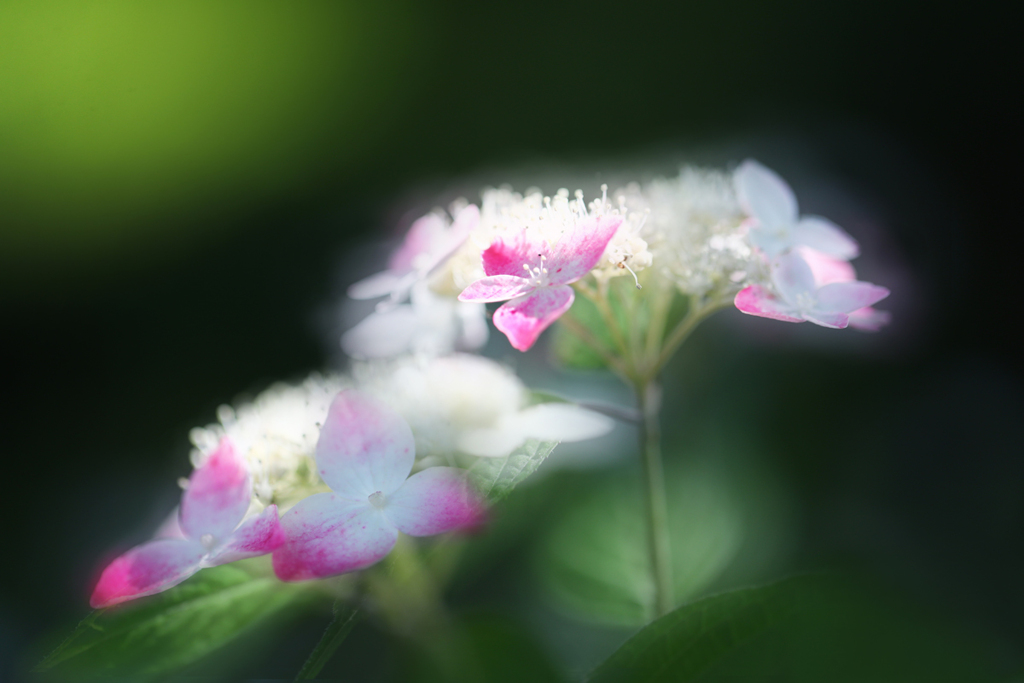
[
  {"left": 649, "top": 298, "right": 728, "bottom": 382},
  {"left": 294, "top": 601, "right": 359, "bottom": 680},
  {"left": 637, "top": 380, "right": 673, "bottom": 618},
  {"left": 578, "top": 280, "right": 631, "bottom": 360}
]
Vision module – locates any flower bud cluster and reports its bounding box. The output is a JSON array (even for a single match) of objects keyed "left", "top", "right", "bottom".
[
  {"left": 620, "top": 168, "right": 763, "bottom": 298},
  {"left": 189, "top": 373, "right": 347, "bottom": 511}
]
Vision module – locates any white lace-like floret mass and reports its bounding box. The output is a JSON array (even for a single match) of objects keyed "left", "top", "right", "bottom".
[
  {"left": 620, "top": 167, "right": 764, "bottom": 297},
  {"left": 189, "top": 373, "right": 348, "bottom": 510}
]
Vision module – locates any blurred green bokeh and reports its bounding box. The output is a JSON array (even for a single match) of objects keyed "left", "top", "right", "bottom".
[{"left": 0, "top": 0, "right": 419, "bottom": 284}]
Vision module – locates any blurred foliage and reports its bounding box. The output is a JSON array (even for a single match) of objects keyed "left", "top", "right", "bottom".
[
  {"left": 588, "top": 575, "right": 1006, "bottom": 683},
  {"left": 0, "top": 0, "right": 421, "bottom": 285},
  {"left": 469, "top": 439, "right": 559, "bottom": 504},
  {"left": 402, "top": 613, "right": 567, "bottom": 683},
  {"left": 534, "top": 454, "right": 796, "bottom": 627},
  {"left": 33, "top": 562, "right": 312, "bottom": 681},
  {"left": 588, "top": 575, "right": 813, "bottom": 683}
]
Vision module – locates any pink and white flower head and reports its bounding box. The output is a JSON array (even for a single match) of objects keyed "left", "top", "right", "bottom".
[
  {"left": 90, "top": 439, "right": 285, "bottom": 608},
  {"left": 797, "top": 247, "right": 892, "bottom": 331},
  {"left": 348, "top": 203, "right": 481, "bottom": 304},
  {"left": 457, "top": 209, "right": 624, "bottom": 351},
  {"left": 734, "top": 159, "right": 859, "bottom": 260},
  {"left": 734, "top": 250, "right": 889, "bottom": 329},
  {"left": 272, "top": 390, "right": 485, "bottom": 581}
]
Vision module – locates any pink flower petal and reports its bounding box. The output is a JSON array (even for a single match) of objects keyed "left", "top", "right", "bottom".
[
  {"left": 793, "top": 216, "right": 859, "bottom": 260},
  {"left": 771, "top": 251, "right": 817, "bottom": 304},
  {"left": 205, "top": 505, "right": 286, "bottom": 566},
  {"left": 481, "top": 232, "right": 549, "bottom": 277},
  {"left": 180, "top": 438, "right": 251, "bottom": 541},
  {"left": 815, "top": 281, "right": 890, "bottom": 314},
  {"left": 734, "top": 285, "right": 805, "bottom": 323},
  {"left": 547, "top": 215, "right": 624, "bottom": 285},
  {"left": 492, "top": 285, "right": 575, "bottom": 351},
  {"left": 848, "top": 306, "right": 891, "bottom": 332},
  {"left": 90, "top": 539, "right": 205, "bottom": 608},
  {"left": 801, "top": 311, "right": 850, "bottom": 329},
  {"left": 384, "top": 467, "right": 485, "bottom": 536},
  {"left": 797, "top": 246, "right": 856, "bottom": 286},
  {"left": 272, "top": 493, "right": 397, "bottom": 581},
  {"left": 734, "top": 159, "right": 799, "bottom": 228},
  {"left": 389, "top": 213, "right": 447, "bottom": 272},
  {"left": 316, "top": 390, "right": 415, "bottom": 500},
  {"left": 458, "top": 275, "right": 535, "bottom": 303}
]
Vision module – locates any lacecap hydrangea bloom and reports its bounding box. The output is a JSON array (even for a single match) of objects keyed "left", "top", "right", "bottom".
[
  {"left": 272, "top": 390, "right": 485, "bottom": 580},
  {"left": 729, "top": 160, "right": 890, "bottom": 329}
]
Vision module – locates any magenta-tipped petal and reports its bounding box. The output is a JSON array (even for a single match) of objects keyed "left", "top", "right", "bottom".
[
  {"left": 481, "top": 232, "right": 549, "bottom": 277},
  {"left": 316, "top": 391, "right": 415, "bottom": 500},
  {"left": 384, "top": 467, "right": 485, "bottom": 537},
  {"left": 180, "top": 439, "right": 251, "bottom": 541},
  {"left": 548, "top": 214, "right": 624, "bottom": 284},
  {"left": 205, "top": 505, "right": 286, "bottom": 566},
  {"left": 794, "top": 216, "right": 859, "bottom": 260},
  {"left": 734, "top": 285, "right": 804, "bottom": 323},
  {"left": 90, "top": 539, "right": 205, "bottom": 608},
  {"left": 492, "top": 285, "right": 575, "bottom": 351},
  {"left": 272, "top": 493, "right": 397, "bottom": 581},
  {"left": 458, "top": 275, "right": 535, "bottom": 303}
]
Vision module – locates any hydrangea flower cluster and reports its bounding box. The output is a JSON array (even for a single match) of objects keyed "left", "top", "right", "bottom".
[
  {"left": 342, "top": 159, "right": 889, "bottom": 355},
  {"left": 89, "top": 157, "right": 891, "bottom": 615}
]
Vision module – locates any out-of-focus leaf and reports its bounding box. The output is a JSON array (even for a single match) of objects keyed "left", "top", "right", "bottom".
[
  {"left": 586, "top": 576, "right": 814, "bottom": 683},
  {"left": 469, "top": 439, "right": 559, "bottom": 504},
  {"left": 35, "top": 564, "right": 310, "bottom": 680},
  {"left": 403, "top": 613, "right": 567, "bottom": 683},
  {"left": 590, "top": 575, "right": 1008, "bottom": 683},
  {"left": 535, "top": 465, "right": 744, "bottom": 626}
]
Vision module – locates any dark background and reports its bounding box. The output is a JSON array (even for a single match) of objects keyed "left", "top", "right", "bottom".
[{"left": 1, "top": 1, "right": 1021, "bottom": 680}]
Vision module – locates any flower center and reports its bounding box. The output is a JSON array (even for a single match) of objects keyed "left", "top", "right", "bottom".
[
  {"left": 522, "top": 254, "right": 550, "bottom": 287},
  {"left": 200, "top": 533, "right": 217, "bottom": 551},
  {"left": 368, "top": 490, "right": 386, "bottom": 509},
  {"left": 794, "top": 292, "right": 817, "bottom": 311}
]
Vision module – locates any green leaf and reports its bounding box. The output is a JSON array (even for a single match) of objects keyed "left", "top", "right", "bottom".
[
  {"left": 535, "top": 466, "right": 744, "bottom": 626},
  {"left": 35, "top": 563, "right": 310, "bottom": 680},
  {"left": 469, "top": 439, "right": 559, "bottom": 504},
  {"left": 587, "top": 576, "right": 815, "bottom": 683},
  {"left": 294, "top": 601, "right": 360, "bottom": 680}
]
